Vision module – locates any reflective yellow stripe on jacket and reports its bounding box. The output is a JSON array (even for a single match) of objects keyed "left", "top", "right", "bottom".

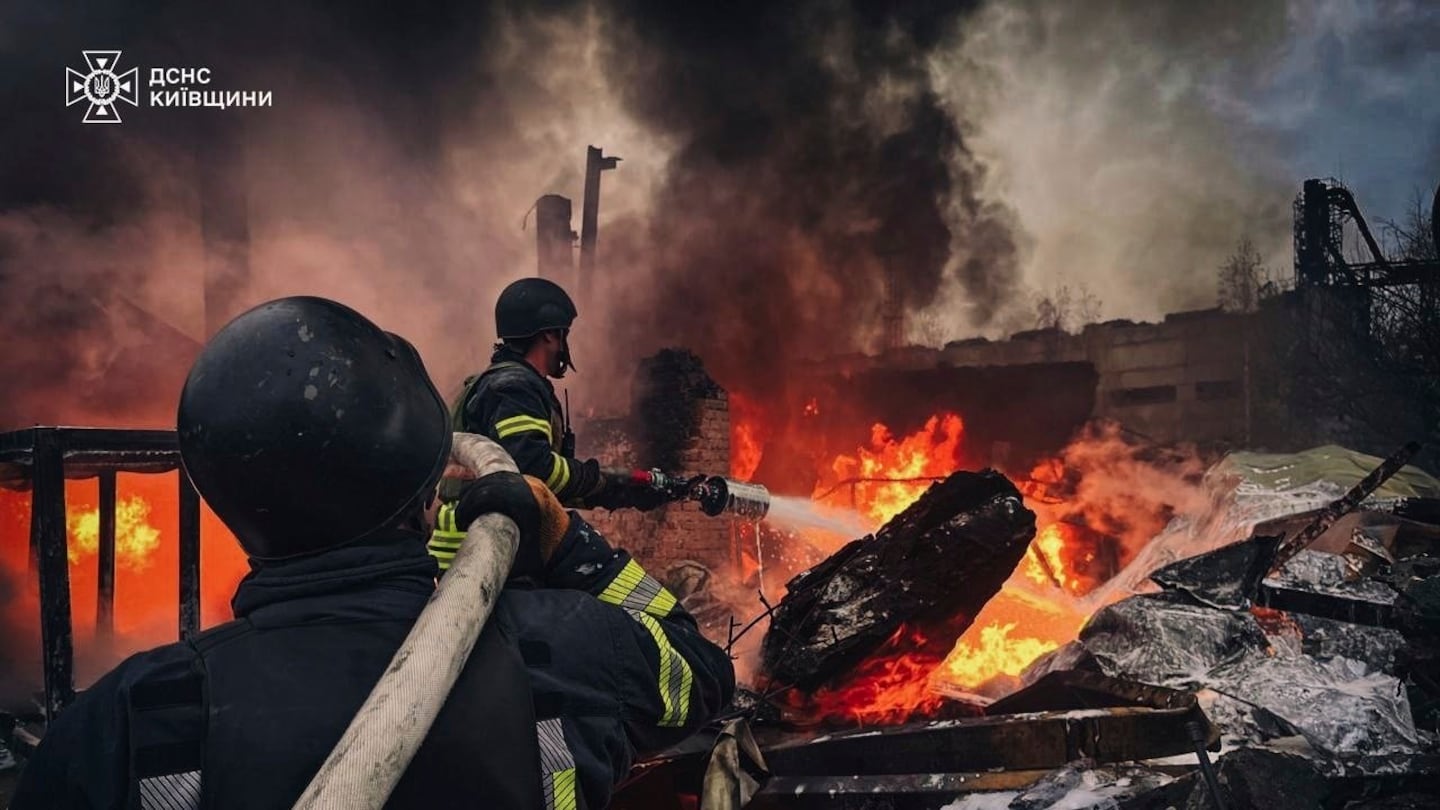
[
  {"left": 536, "top": 718, "right": 578, "bottom": 810},
  {"left": 596, "top": 558, "right": 690, "bottom": 727},
  {"left": 596, "top": 559, "right": 677, "bottom": 618},
  {"left": 495, "top": 414, "right": 552, "bottom": 443},
  {"left": 427, "top": 502, "right": 466, "bottom": 571},
  {"left": 627, "top": 610, "right": 694, "bottom": 728},
  {"left": 544, "top": 453, "right": 571, "bottom": 494}
]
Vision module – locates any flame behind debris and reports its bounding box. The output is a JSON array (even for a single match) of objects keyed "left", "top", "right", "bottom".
[
  {"left": 67, "top": 495, "right": 161, "bottom": 570},
  {"left": 0, "top": 473, "right": 248, "bottom": 689},
  {"left": 738, "top": 408, "right": 1197, "bottom": 723}
]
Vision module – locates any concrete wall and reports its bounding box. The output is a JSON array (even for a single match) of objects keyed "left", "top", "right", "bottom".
[{"left": 799, "top": 308, "right": 1256, "bottom": 447}]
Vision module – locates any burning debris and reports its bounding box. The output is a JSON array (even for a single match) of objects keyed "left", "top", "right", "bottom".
[
  {"left": 620, "top": 440, "right": 1440, "bottom": 809},
  {"left": 761, "top": 470, "right": 1035, "bottom": 694}
]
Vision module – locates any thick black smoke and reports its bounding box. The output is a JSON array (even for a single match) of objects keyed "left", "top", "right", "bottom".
[{"left": 593, "top": 1, "right": 1015, "bottom": 392}]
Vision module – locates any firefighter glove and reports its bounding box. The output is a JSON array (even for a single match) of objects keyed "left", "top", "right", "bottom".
[
  {"left": 454, "top": 472, "right": 571, "bottom": 579},
  {"left": 592, "top": 470, "right": 672, "bottom": 513}
]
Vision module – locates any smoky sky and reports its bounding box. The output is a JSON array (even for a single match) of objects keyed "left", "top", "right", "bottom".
[
  {"left": 593, "top": 0, "right": 1010, "bottom": 390},
  {"left": 0, "top": 0, "right": 1438, "bottom": 429}
]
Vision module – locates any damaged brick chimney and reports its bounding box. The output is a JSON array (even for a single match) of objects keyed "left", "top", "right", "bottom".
[{"left": 581, "top": 349, "right": 733, "bottom": 587}]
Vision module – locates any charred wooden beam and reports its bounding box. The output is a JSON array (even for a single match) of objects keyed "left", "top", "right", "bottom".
[
  {"left": 179, "top": 471, "right": 202, "bottom": 640},
  {"left": 31, "top": 429, "right": 74, "bottom": 718},
  {"left": 760, "top": 470, "right": 1035, "bottom": 690},
  {"left": 762, "top": 702, "right": 1210, "bottom": 776},
  {"left": 96, "top": 470, "right": 116, "bottom": 639}
]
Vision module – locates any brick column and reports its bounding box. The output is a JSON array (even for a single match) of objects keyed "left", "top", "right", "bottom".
[{"left": 581, "top": 350, "right": 731, "bottom": 582}]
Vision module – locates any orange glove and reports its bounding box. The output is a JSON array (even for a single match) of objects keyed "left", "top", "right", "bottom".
[
  {"left": 454, "top": 472, "right": 572, "bottom": 576},
  {"left": 522, "top": 474, "right": 571, "bottom": 564}
]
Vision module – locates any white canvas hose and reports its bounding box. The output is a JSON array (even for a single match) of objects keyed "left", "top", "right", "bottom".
[{"left": 293, "top": 433, "right": 520, "bottom": 809}]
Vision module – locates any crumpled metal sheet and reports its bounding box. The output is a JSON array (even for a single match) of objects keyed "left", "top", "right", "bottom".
[
  {"left": 1267, "top": 550, "right": 1401, "bottom": 607},
  {"left": 1008, "top": 761, "right": 1175, "bottom": 810},
  {"left": 1075, "top": 593, "right": 1269, "bottom": 688},
  {"left": 1018, "top": 641, "right": 1100, "bottom": 688},
  {"left": 1149, "top": 534, "right": 1281, "bottom": 610},
  {"left": 1291, "top": 613, "right": 1407, "bottom": 672},
  {"left": 1206, "top": 654, "right": 1420, "bottom": 758}
]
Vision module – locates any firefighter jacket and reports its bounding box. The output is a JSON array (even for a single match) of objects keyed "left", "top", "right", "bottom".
[
  {"left": 11, "top": 520, "right": 736, "bottom": 810},
  {"left": 452, "top": 346, "right": 604, "bottom": 506}
]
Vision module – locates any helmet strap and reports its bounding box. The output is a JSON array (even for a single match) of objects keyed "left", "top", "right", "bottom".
[{"left": 556, "top": 330, "right": 577, "bottom": 376}]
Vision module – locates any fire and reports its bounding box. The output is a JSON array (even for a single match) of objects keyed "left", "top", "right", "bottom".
[
  {"left": 940, "top": 622, "right": 1060, "bottom": 692},
  {"left": 818, "top": 413, "right": 965, "bottom": 526},
  {"left": 1, "top": 473, "right": 249, "bottom": 685},
  {"left": 729, "top": 392, "right": 766, "bottom": 481},
  {"left": 1023, "top": 523, "right": 1086, "bottom": 594},
  {"left": 783, "top": 412, "right": 1094, "bottom": 722},
  {"left": 67, "top": 495, "right": 162, "bottom": 570},
  {"left": 795, "top": 626, "right": 947, "bottom": 725}
]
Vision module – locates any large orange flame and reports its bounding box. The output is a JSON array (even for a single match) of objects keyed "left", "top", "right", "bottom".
[
  {"left": 737, "top": 410, "right": 1097, "bottom": 723},
  {"left": 67, "top": 495, "right": 162, "bottom": 570},
  {"left": 793, "top": 625, "right": 948, "bottom": 726},
  {"left": 818, "top": 412, "right": 965, "bottom": 526},
  {"left": 1, "top": 473, "right": 249, "bottom": 686}
]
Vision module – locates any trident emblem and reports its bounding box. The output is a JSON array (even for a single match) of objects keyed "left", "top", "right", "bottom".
[{"left": 65, "top": 51, "right": 138, "bottom": 124}]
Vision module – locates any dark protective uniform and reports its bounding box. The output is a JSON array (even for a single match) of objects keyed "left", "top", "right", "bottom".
[
  {"left": 452, "top": 344, "right": 605, "bottom": 505},
  {"left": 12, "top": 517, "right": 735, "bottom": 810}
]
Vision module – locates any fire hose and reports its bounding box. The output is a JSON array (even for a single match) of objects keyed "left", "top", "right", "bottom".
[
  {"left": 292, "top": 433, "right": 519, "bottom": 810},
  {"left": 291, "top": 453, "right": 767, "bottom": 808}
]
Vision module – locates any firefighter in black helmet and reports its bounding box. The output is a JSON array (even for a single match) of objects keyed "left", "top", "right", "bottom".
[
  {"left": 430, "top": 278, "right": 664, "bottom": 568},
  {"left": 11, "top": 296, "right": 734, "bottom": 810}
]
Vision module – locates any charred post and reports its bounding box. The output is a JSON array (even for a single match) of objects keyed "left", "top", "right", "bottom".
[
  {"left": 578, "top": 146, "right": 619, "bottom": 302},
  {"left": 31, "top": 429, "right": 74, "bottom": 717},
  {"left": 96, "top": 470, "right": 116, "bottom": 640},
  {"left": 535, "top": 194, "right": 576, "bottom": 285}
]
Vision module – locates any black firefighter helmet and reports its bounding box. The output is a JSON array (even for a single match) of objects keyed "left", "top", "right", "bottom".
[
  {"left": 495, "top": 277, "right": 577, "bottom": 339},
  {"left": 177, "top": 296, "right": 452, "bottom": 560},
  {"left": 495, "top": 277, "right": 579, "bottom": 373}
]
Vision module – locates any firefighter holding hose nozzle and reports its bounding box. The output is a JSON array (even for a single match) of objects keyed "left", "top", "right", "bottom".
[
  {"left": 11, "top": 296, "right": 734, "bottom": 809},
  {"left": 429, "top": 278, "right": 672, "bottom": 570}
]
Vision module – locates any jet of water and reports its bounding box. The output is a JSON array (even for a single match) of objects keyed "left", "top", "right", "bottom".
[{"left": 763, "top": 494, "right": 875, "bottom": 539}]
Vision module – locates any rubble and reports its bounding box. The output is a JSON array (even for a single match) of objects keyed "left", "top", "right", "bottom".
[
  {"left": 629, "top": 448, "right": 1440, "bottom": 807},
  {"left": 1074, "top": 593, "right": 1269, "bottom": 688},
  {"left": 1179, "top": 747, "right": 1330, "bottom": 810},
  {"left": 1147, "top": 533, "right": 1281, "bottom": 610},
  {"left": 1207, "top": 653, "right": 1420, "bottom": 759},
  {"left": 761, "top": 470, "right": 1035, "bottom": 690}
]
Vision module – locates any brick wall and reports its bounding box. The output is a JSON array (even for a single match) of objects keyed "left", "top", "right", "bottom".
[{"left": 577, "top": 350, "right": 734, "bottom": 590}]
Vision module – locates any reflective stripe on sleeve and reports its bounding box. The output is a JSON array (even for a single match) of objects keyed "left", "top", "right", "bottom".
[
  {"left": 537, "top": 718, "right": 578, "bottom": 810},
  {"left": 627, "top": 609, "right": 694, "bottom": 728},
  {"left": 596, "top": 559, "right": 678, "bottom": 617},
  {"left": 496, "top": 414, "right": 553, "bottom": 443},
  {"left": 543, "top": 453, "right": 571, "bottom": 494},
  {"left": 428, "top": 502, "right": 467, "bottom": 571}
]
